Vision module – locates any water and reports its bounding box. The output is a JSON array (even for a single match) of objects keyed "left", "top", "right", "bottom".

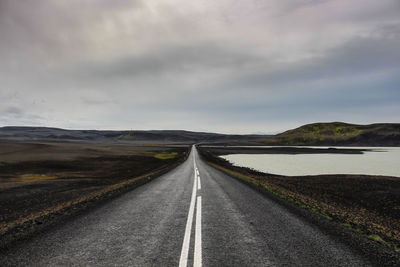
[{"left": 221, "top": 147, "right": 400, "bottom": 177}]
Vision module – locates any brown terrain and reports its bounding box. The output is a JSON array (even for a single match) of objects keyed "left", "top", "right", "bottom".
[
  {"left": 197, "top": 146, "right": 400, "bottom": 251},
  {"left": 0, "top": 140, "right": 189, "bottom": 247}
]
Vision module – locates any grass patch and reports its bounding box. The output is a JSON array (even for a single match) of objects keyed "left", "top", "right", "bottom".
[
  {"left": 154, "top": 152, "right": 178, "bottom": 159},
  {"left": 342, "top": 223, "right": 352, "bottom": 228},
  {"left": 369, "top": 234, "right": 385, "bottom": 243},
  {"left": 10, "top": 174, "right": 58, "bottom": 183},
  {"left": 341, "top": 223, "right": 363, "bottom": 234}
]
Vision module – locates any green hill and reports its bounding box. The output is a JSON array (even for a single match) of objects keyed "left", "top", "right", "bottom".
[{"left": 259, "top": 122, "right": 400, "bottom": 146}]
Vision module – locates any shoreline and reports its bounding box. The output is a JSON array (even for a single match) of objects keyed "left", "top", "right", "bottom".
[{"left": 201, "top": 146, "right": 371, "bottom": 155}]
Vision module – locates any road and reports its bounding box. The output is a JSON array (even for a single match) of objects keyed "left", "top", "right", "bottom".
[{"left": 1, "top": 146, "right": 372, "bottom": 266}]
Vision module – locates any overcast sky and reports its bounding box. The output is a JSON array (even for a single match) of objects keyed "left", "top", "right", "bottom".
[{"left": 1, "top": 0, "right": 399, "bottom": 134}]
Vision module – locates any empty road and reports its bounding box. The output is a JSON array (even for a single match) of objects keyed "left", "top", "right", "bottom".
[{"left": 0, "top": 146, "right": 372, "bottom": 266}]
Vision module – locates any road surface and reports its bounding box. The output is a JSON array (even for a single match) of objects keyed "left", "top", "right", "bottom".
[{"left": 0, "top": 146, "right": 372, "bottom": 266}]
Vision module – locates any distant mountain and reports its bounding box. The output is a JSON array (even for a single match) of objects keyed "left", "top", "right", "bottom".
[
  {"left": 2, "top": 123, "right": 398, "bottom": 146},
  {"left": 0, "top": 126, "right": 270, "bottom": 144},
  {"left": 258, "top": 122, "right": 400, "bottom": 146}
]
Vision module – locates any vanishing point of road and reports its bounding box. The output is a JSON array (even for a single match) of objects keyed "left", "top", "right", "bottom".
[{"left": 0, "top": 146, "right": 372, "bottom": 266}]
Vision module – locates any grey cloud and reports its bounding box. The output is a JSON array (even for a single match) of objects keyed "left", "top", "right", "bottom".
[
  {"left": 0, "top": 105, "right": 45, "bottom": 127},
  {"left": 225, "top": 26, "right": 400, "bottom": 92},
  {"left": 3, "top": 106, "right": 24, "bottom": 116},
  {"left": 69, "top": 43, "right": 266, "bottom": 81},
  {"left": 81, "top": 96, "right": 115, "bottom": 106},
  {"left": 279, "top": 0, "right": 331, "bottom": 13},
  {"left": 0, "top": 0, "right": 143, "bottom": 65},
  {"left": 1, "top": 0, "right": 399, "bottom": 133}
]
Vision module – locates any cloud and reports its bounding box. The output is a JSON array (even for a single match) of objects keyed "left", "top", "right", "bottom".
[
  {"left": 0, "top": 0, "right": 399, "bottom": 133},
  {"left": 225, "top": 24, "right": 400, "bottom": 90},
  {"left": 3, "top": 106, "right": 23, "bottom": 116},
  {"left": 70, "top": 42, "right": 264, "bottom": 80}
]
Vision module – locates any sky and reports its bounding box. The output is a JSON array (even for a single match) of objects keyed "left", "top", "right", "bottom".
[{"left": 0, "top": 0, "right": 399, "bottom": 134}]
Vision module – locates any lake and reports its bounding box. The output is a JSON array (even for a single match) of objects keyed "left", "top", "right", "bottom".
[{"left": 221, "top": 147, "right": 400, "bottom": 177}]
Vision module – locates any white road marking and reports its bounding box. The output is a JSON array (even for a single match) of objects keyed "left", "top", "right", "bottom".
[
  {"left": 197, "top": 175, "right": 201, "bottom": 190},
  {"left": 179, "top": 146, "right": 203, "bottom": 267},
  {"left": 194, "top": 196, "right": 202, "bottom": 267},
  {"left": 179, "top": 150, "right": 198, "bottom": 267}
]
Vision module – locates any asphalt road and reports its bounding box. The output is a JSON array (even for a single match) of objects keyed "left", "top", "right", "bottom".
[{"left": 1, "top": 146, "right": 372, "bottom": 266}]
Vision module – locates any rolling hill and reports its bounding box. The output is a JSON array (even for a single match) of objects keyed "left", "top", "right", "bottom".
[
  {"left": 0, "top": 126, "right": 269, "bottom": 144},
  {"left": 258, "top": 122, "right": 400, "bottom": 146},
  {"left": 1, "top": 123, "right": 399, "bottom": 146}
]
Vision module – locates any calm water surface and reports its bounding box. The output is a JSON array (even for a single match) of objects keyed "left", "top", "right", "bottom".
[{"left": 221, "top": 147, "right": 400, "bottom": 177}]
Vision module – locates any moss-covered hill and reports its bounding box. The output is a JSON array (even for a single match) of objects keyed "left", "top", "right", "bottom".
[{"left": 259, "top": 122, "right": 400, "bottom": 146}]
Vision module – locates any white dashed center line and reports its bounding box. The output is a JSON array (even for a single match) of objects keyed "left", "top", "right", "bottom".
[
  {"left": 194, "top": 196, "right": 202, "bottom": 267},
  {"left": 179, "top": 146, "right": 202, "bottom": 267},
  {"left": 197, "top": 176, "right": 201, "bottom": 190}
]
